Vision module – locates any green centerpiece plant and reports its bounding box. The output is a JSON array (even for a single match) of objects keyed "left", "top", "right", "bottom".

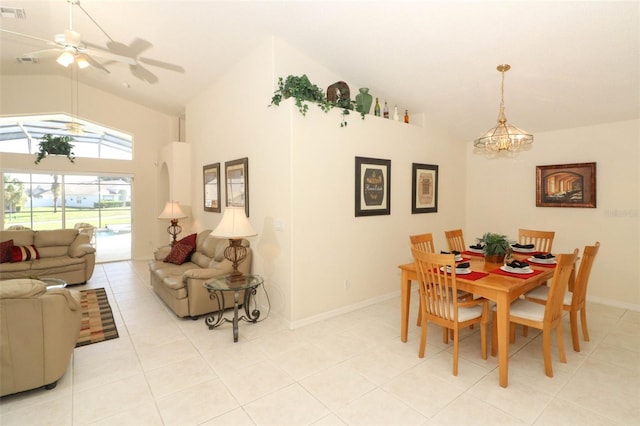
[
  {"left": 477, "top": 232, "right": 511, "bottom": 263},
  {"left": 35, "top": 134, "right": 75, "bottom": 164}
]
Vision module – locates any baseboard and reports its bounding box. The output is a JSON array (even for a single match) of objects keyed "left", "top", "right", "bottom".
[
  {"left": 589, "top": 295, "right": 640, "bottom": 312},
  {"left": 288, "top": 290, "right": 401, "bottom": 330}
]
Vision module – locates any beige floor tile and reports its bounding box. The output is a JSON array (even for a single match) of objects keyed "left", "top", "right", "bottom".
[
  {"left": 430, "top": 393, "right": 526, "bottom": 425},
  {"left": 216, "top": 359, "right": 295, "bottom": 405},
  {"left": 533, "top": 397, "right": 615, "bottom": 426},
  {"left": 299, "top": 363, "right": 377, "bottom": 411},
  {"left": 0, "top": 394, "right": 72, "bottom": 426},
  {"left": 200, "top": 407, "right": 256, "bottom": 425},
  {"left": 144, "top": 355, "right": 217, "bottom": 398},
  {"left": 333, "top": 388, "right": 427, "bottom": 426},
  {"left": 86, "top": 401, "right": 164, "bottom": 426},
  {"left": 243, "top": 383, "right": 330, "bottom": 425},
  {"left": 156, "top": 378, "right": 239, "bottom": 426},
  {"left": 72, "top": 373, "right": 155, "bottom": 425}
]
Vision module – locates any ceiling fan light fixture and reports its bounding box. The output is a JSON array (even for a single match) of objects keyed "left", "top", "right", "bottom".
[
  {"left": 473, "top": 64, "right": 533, "bottom": 153},
  {"left": 56, "top": 49, "right": 75, "bottom": 67},
  {"left": 75, "top": 54, "right": 90, "bottom": 69}
]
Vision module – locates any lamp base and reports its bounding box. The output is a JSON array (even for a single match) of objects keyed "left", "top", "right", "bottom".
[
  {"left": 224, "top": 239, "right": 248, "bottom": 281},
  {"left": 225, "top": 271, "right": 246, "bottom": 284},
  {"left": 168, "top": 219, "right": 182, "bottom": 246}
]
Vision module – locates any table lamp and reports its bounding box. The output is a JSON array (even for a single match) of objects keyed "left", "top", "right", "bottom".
[
  {"left": 211, "top": 206, "right": 257, "bottom": 282},
  {"left": 158, "top": 201, "right": 188, "bottom": 246}
]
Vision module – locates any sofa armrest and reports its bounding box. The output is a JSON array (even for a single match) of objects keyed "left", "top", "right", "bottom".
[
  {"left": 69, "top": 233, "right": 96, "bottom": 257},
  {"left": 154, "top": 246, "right": 171, "bottom": 261}
]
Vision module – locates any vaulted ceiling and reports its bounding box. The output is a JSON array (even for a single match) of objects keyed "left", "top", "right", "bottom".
[{"left": 1, "top": 1, "right": 638, "bottom": 142}]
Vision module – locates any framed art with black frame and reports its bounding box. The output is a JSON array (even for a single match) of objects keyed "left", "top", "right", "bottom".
[
  {"left": 203, "top": 162, "right": 221, "bottom": 213},
  {"left": 412, "top": 163, "right": 438, "bottom": 214},
  {"left": 536, "top": 162, "right": 596, "bottom": 208},
  {"left": 225, "top": 157, "right": 250, "bottom": 217},
  {"left": 355, "top": 156, "right": 391, "bottom": 217}
]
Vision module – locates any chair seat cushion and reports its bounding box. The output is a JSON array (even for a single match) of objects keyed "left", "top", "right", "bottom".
[
  {"left": 527, "top": 286, "right": 573, "bottom": 305},
  {"left": 505, "top": 299, "right": 545, "bottom": 322},
  {"left": 457, "top": 304, "right": 484, "bottom": 322}
]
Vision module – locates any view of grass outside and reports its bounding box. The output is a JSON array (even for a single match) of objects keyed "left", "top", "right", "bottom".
[{"left": 3, "top": 173, "right": 132, "bottom": 263}]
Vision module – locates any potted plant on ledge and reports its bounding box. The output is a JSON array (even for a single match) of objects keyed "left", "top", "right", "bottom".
[
  {"left": 35, "top": 134, "right": 76, "bottom": 164},
  {"left": 477, "top": 232, "right": 511, "bottom": 263}
]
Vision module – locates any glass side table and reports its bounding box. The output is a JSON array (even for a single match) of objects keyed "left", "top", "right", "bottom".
[
  {"left": 39, "top": 278, "right": 68, "bottom": 289},
  {"left": 203, "top": 274, "right": 266, "bottom": 342}
]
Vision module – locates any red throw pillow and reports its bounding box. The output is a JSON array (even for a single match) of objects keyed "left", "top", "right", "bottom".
[
  {"left": 0, "top": 239, "right": 13, "bottom": 263},
  {"left": 11, "top": 245, "right": 40, "bottom": 262},
  {"left": 163, "top": 242, "right": 194, "bottom": 265},
  {"left": 176, "top": 233, "right": 197, "bottom": 249}
]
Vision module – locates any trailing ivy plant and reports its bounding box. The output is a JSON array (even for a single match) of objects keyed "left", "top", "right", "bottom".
[
  {"left": 35, "top": 134, "right": 76, "bottom": 164},
  {"left": 270, "top": 74, "right": 365, "bottom": 127}
]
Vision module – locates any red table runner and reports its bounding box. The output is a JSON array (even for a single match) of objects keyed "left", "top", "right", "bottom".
[
  {"left": 489, "top": 268, "right": 545, "bottom": 279},
  {"left": 462, "top": 250, "right": 484, "bottom": 257}
]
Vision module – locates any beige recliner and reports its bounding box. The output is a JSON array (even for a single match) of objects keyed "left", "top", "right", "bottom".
[{"left": 0, "top": 279, "right": 82, "bottom": 397}]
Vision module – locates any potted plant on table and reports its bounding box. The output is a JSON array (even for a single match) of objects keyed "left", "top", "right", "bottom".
[
  {"left": 34, "top": 134, "right": 75, "bottom": 164},
  {"left": 477, "top": 232, "right": 511, "bottom": 263}
]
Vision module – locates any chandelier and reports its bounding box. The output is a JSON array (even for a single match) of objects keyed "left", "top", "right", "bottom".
[{"left": 473, "top": 64, "right": 533, "bottom": 152}]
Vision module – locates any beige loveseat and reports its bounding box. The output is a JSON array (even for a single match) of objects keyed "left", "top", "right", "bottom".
[
  {"left": 0, "top": 229, "right": 96, "bottom": 285},
  {"left": 0, "top": 279, "right": 82, "bottom": 396},
  {"left": 149, "top": 229, "right": 251, "bottom": 318}
]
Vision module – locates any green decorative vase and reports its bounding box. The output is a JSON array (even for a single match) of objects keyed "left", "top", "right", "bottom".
[{"left": 355, "top": 88, "right": 373, "bottom": 114}]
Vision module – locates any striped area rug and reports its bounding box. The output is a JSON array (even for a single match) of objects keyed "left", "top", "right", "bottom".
[{"left": 76, "top": 287, "right": 119, "bottom": 347}]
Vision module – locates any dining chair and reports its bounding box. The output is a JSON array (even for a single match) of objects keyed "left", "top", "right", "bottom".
[
  {"left": 410, "top": 233, "right": 473, "bottom": 340},
  {"left": 518, "top": 228, "right": 555, "bottom": 253},
  {"left": 491, "top": 249, "right": 578, "bottom": 378},
  {"left": 409, "top": 233, "right": 436, "bottom": 254},
  {"left": 412, "top": 248, "right": 488, "bottom": 376},
  {"left": 444, "top": 229, "right": 466, "bottom": 253},
  {"left": 524, "top": 242, "right": 600, "bottom": 352}
]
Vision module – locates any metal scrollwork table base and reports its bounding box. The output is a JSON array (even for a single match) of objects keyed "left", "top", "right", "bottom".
[{"left": 203, "top": 274, "right": 268, "bottom": 342}]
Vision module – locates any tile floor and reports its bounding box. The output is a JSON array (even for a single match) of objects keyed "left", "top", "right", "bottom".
[{"left": 0, "top": 260, "right": 638, "bottom": 425}]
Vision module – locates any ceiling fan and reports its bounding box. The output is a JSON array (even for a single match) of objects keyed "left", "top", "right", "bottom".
[{"left": 0, "top": 0, "right": 184, "bottom": 82}]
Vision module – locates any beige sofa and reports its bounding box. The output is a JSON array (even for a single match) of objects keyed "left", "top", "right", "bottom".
[
  {"left": 0, "top": 279, "right": 82, "bottom": 396},
  {"left": 149, "top": 229, "right": 251, "bottom": 318},
  {"left": 0, "top": 229, "right": 96, "bottom": 285}
]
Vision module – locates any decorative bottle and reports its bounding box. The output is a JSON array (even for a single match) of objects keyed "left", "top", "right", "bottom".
[
  {"left": 383, "top": 100, "right": 389, "bottom": 119},
  {"left": 404, "top": 110, "right": 409, "bottom": 123},
  {"left": 374, "top": 98, "right": 381, "bottom": 116},
  {"left": 393, "top": 105, "right": 399, "bottom": 121},
  {"left": 355, "top": 88, "right": 373, "bottom": 114}
]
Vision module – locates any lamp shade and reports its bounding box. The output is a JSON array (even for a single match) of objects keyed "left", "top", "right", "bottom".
[
  {"left": 158, "top": 201, "right": 187, "bottom": 220},
  {"left": 211, "top": 206, "right": 257, "bottom": 238}
]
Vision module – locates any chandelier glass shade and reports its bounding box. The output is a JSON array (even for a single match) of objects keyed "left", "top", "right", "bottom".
[{"left": 473, "top": 64, "right": 533, "bottom": 152}]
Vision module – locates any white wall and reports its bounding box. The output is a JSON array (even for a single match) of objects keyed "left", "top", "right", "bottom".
[
  {"left": 0, "top": 74, "right": 175, "bottom": 259},
  {"left": 187, "top": 38, "right": 467, "bottom": 325},
  {"left": 466, "top": 119, "right": 640, "bottom": 309}
]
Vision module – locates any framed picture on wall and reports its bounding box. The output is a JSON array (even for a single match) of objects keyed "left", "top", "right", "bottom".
[
  {"left": 203, "top": 163, "right": 221, "bottom": 213},
  {"left": 536, "top": 162, "right": 596, "bottom": 208},
  {"left": 355, "top": 156, "right": 391, "bottom": 217},
  {"left": 411, "top": 163, "right": 438, "bottom": 214},
  {"left": 225, "top": 157, "right": 249, "bottom": 217}
]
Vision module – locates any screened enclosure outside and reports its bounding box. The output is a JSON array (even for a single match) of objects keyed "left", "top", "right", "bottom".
[{"left": 3, "top": 173, "right": 132, "bottom": 263}]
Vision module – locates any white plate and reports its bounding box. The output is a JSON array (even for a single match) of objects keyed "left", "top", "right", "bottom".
[
  {"left": 512, "top": 246, "right": 535, "bottom": 253},
  {"left": 455, "top": 255, "right": 463, "bottom": 262},
  {"left": 528, "top": 256, "right": 556, "bottom": 265},
  {"left": 500, "top": 265, "right": 534, "bottom": 274},
  {"left": 442, "top": 266, "right": 472, "bottom": 275},
  {"left": 467, "top": 247, "right": 484, "bottom": 254}
]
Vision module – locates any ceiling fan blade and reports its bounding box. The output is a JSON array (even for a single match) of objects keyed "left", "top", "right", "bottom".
[
  {"left": 130, "top": 64, "right": 158, "bottom": 84},
  {"left": 0, "top": 29, "right": 58, "bottom": 47},
  {"left": 83, "top": 46, "right": 136, "bottom": 66},
  {"left": 138, "top": 57, "right": 185, "bottom": 73},
  {"left": 22, "top": 49, "right": 61, "bottom": 58},
  {"left": 85, "top": 55, "right": 111, "bottom": 74},
  {"left": 125, "top": 38, "right": 153, "bottom": 56}
]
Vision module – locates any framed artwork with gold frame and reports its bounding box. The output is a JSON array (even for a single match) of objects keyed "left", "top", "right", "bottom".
[
  {"left": 412, "top": 163, "right": 438, "bottom": 214},
  {"left": 536, "top": 162, "right": 596, "bottom": 208}
]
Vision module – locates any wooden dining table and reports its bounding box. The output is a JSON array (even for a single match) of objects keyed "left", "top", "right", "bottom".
[{"left": 398, "top": 252, "right": 555, "bottom": 388}]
